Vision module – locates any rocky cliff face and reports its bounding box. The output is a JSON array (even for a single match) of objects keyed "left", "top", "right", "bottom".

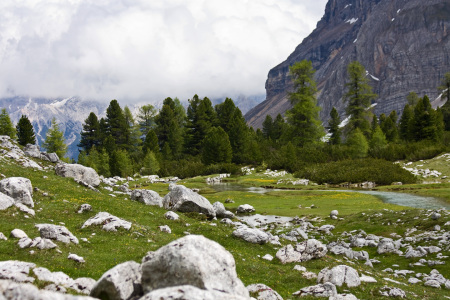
[{"left": 245, "top": 0, "right": 450, "bottom": 129}]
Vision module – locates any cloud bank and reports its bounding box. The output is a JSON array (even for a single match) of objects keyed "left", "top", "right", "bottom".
[{"left": 0, "top": 0, "right": 327, "bottom": 104}]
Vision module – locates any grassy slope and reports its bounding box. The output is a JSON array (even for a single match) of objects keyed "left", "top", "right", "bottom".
[{"left": 0, "top": 158, "right": 449, "bottom": 299}]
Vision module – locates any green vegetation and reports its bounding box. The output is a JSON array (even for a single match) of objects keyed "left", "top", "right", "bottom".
[
  {"left": 0, "top": 108, "right": 16, "bottom": 139},
  {"left": 15, "top": 115, "right": 36, "bottom": 146},
  {"left": 43, "top": 118, "right": 68, "bottom": 159}
]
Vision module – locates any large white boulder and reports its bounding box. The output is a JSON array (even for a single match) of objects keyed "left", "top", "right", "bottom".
[
  {"left": 35, "top": 224, "right": 79, "bottom": 244},
  {"left": 23, "top": 144, "right": 41, "bottom": 159},
  {"left": 317, "top": 265, "right": 361, "bottom": 287},
  {"left": 141, "top": 235, "right": 249, "bottom": 298},
  {"left": 0, "top": 177, "right": 34, "bottom": 207},
  {"left": 139, "top": 285, "right": 249, "bottom": 300},
  {"left": 162, "top": 185, "right": 216, "bottom": 218},
  {"left": 81, "top": 212, "right": 132, "bottom": 231},
  {"left": 55, "top": 163, "right": 100, "bottom": 187},
  {"left": 90, "top": 261, "right": 142, "bottom": 300},
  {"left": 0, "top": 261, "right": 36, "bottom": 283},
  {"left": 276, "top": 239, "right": 328, "bottom": 264},
  {"left": 377, "top": 238, "right": 398, "bottom": 254},
  {"left": 131, "top": 189, "right": 162, "bottom": 207},
  {"left": 232, "top": 227, "right": 270, "bottom": 244},
  {"left": 0, "top": 192, "right": 14, "bottom": 210},
  {"left": 213, "top": 202, "right": 235, "bottom": 219}
]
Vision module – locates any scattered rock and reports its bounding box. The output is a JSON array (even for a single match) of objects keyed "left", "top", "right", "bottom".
[
  {"left": 247, "top": 283, "right": 283, "bottom": 300},
  {"left": 10, "top": 229, "right": 28, "bottom": 239},
  {"left": 317, "top": 265, "right": 361, "bottom": 287},
  {"left": 33, "top": 267, "right": 74, "bottom": 288},
  {"left": 213, "top": 201, "right": 235, "bottom": 219},
  {"left": 41, "top": 152, "right": 60, "bottom": 163},
  {"left": 292, "top": 282, "right": 337, "bottom": 298},
  {"left": 293, "top": 265, "right": 307, "bottom": 272},
  {"left": 29, "top": 237, "right": 58, "bottom": 250},
  {"left": 77, "top": 204, "right": 92, "bottom": 214},
  {"left": 225, "top": 198, "right": 235, "bottom": 204},
  {"left": 131, "top": 189, "right": 163, "bottom": 207},
  {"left": 329, "top": 294, "right": 358, "bottom": 300},
  {"left": 377, "top": 238, "right": 399, "bottom": 254},
  {"left": 276, "top": 239, "right": 328, "bottom": 264},
  {"left": 0, "top": 232, "right": 6, "bottom": 241},
  {"left": 23, "top": 144, "right": 41, "bottom": 159},
  {"left": 233, "top": 227, "right": 270, "bottom": 244},
  {"left": 90, "top": 261, "right": 142, "bottom": 300},
  {"left": 15, "top": 203, "right": 35, "bottom": 216},
  {"left": 262, "top": 254, "right": 273, "bottom": 261},
  {"left": 158, "top": 225, "right": 171, "bottom": 233},
  {"left": 0, "top": 192, "right": 15, "bottom": 210},
  {"left": 35, "top": 224, "right": 79, "bottom": 244},
  {"left": 164, "top": 211, "right": 179, "bottom": 220},
  {"left": 68, "top": 253, "right": 85, "bottom": 263},
  {"left": 379, "top": 286, "right": 406, "bottom": 298},
  {"left": 55, "top": 163, "right": 101, "bottom": 187},
  {"left": 0, "top": 177, "right": 34, "bottom": 207},
  {"left": 139, "top": 285, "right": 249, "bottom": 300},
  {"left": 18, "top": 237, "right": 32, "bottom": 249},
  {"left": 360, "top": 274, "right": 377, "bottom": 283},
  {"left": 431, "top": 212, "right": 441, "bottom": 220},
  {"left": 162, "top": 185, "right": 216, "bottom": 218},
  {"left": 330, "top": 210, "right": 339, "bottom": 219},
  {"left": 81, "top": 212, "right": 132, "bottom": 231},
  {"left": 0, "top": 261, "right": 36, "bottom": 283},
  {"left": 141, "top": 235, "right": 249, "bottom": 298},
  {"left": 237, "top": 204, "right": 255, "bottom": 214}
]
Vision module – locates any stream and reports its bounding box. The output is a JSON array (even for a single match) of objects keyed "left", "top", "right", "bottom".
[{"left": 209, "top": 183, "right": 450, "bottom": 210}]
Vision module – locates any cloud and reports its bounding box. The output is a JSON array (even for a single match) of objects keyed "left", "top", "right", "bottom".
[{"left": 0, "top": 0, "right": 327, "bottom": 104}]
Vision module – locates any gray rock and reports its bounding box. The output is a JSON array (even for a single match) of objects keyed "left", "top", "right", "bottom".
[
  {"left": 424, "top": 280, "right": 441, "bottom": 288},
  {"left": 162, "top": 185, "right": 216, "bottom": 218},
  {"left": 141, "top": 235, "right": 249, "bottom": 298},
  {"left": 236, "top": 204, "right": 255, "bottom": 214},
  {"left": 41, "top": 152, "right": 60, "bottom": 163},
  {"left": 0, "top": 233, "right": 6, "bottom": 241},
  {"left": 81, "top": 212, "right": 132, "bottom": 231},
  {"left": 431, "top": 212, "right": 441, "bottom": 220},
  {"left": 0, "top": 261, "right": 36, "bottom": 283},
  {"left": 377, "top": 238, "right": 397, "bottom": 254},
  {"left": 68, "top": 253, "right": 85, "bottom": 263},
  {"left": 0, "top": 177, "right": 34, "bottom": 207},
  {"left": 29, "top": 237, "right": 58, "bottom": 249},
  {"left": 408, "top": 278, "right": 421, "bottom": 284},
  {"left": 72, "top": 277, "right": 97, "bottom": 295},
  {"left": 33, "top": 267, "right": 75, "bottom": 288},
  {"left": 36, "top": 224, "right": 79, "bottom": 244},
  {"left": 0, "top": 192, "right": 14, "bottom": 210},
  {"left": 276, "top": 239, "right": 327, "bottom": 264},
  {"left": 317, "top": 265, "right": 361, "bottom": 287},
  {"left": 44, "top": 284, "right": 67, "bottom": 293},
  {"left": 55, "top": 163, "right": 100, "bottom": 187},
  {"left": 23, "top": 144, "right": 41, "bottom": 158},
  {"left": 405, "top": 246, "right": 428, "bottom": 258},
  {"left": 139, "top": 285, "right": 249, "bottom": 300},
  {"left": 330, "top": 210, "right": 339, "bottom": 219},
  {"left": 158, "top": 225, "right": 171, "bottom": 233},
  {"left": 233, "top": 227, "right": 270, "bottom": 244},
  {"left": 18, "top": 237, "right": 32, "bottom": 249},
  {"left": 379, "top": 286, "right": 406, "bottom": 298},
  {"left": 329, "top": 294, "right": 358, "bottom": 300},
  {"left": 292, "top": 282, "right": 337, "bottom": 298},
  {"left": 164, "top": 211, "right": 179, "bottom": 220},
  {"left": 77, "top": 204, "right": 92, "bottom": 214},
  {"left": 247, "top": 283, "right": 283, "bottom": 300},
  {"left": 15, "top": 203, "right": 35, "bottom": 216},
  {"left": 131, "top": 189, "right": 162, "bottom": 207},
  {"left": 90, "top": 261, "right": 142, "bottom": 300},
  {"left": 10, "top": 229, "right": 28, "bottom": 239},
  {"left": 213, "top": 201, "right": 235, "bottom": 219}
]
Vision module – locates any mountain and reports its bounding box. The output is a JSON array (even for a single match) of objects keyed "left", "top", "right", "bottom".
[
  {"left": 245, "top": 0, "right": 450, "bottom": 129},
  {"left": 0, "top": 97, "right": 107, "bottom": 160}
]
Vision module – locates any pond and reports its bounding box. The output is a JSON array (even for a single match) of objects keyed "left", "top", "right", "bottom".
[{"left": 209, "top": 183, "right": 450, "bottom": 210}]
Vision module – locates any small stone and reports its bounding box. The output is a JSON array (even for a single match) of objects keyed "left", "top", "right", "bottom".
[
  {"left": 68, "top": 253, "right": 85, "bottom": 263},
  {"left": 294, "top": 265, "right": 307, "bottom": 272},
  {"left": 10, "top": 229, "right": 28, "bottom": 239},
  {"left": 158, "top": 225, "right": 171, "bottom": 233},
  {"left": 262, "top": 254, "right": 273, "bottom": 261}
]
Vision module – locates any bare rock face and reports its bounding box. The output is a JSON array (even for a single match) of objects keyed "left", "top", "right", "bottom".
[
  {"left": 90, "top": 261, "right": 142, "bottom": 300},
  {"left": 141, "top": 235, "right": 249, "bottom": 298},
  {"left": 55, "top": 163, "right": 100, "bottom": 187},
  {"left": 246, "top": 0, "right": 450, "bottom": 129},
  {"left": 139, "top": 285, "right": 250, "bottom": 300},
  {"left": 131, "top": 189, "right": 163, "bottom": 207},
  {"left": 317, "top": 265, "right": 361, "bottom": 287},
  {"left": 0, "top": 177, "right": 34, "bottom": 207},
  {"left": 162, "top": 185, "right": 216, "bottom": 218},
  {"left": 35, "top": 224, "right": 79, "bottom": 244},
  {"left": 276, "top": 239, "right": 328, "bottom": 264}
]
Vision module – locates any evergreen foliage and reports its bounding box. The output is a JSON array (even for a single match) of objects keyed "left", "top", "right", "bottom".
[
  {"left": 407, "top": 92, "right": 419, "bottom": 106},
  {"left": 143, "top": 129, "right": 159, "bottom": 155},
  {"left": 327, "top": 107, "right": 341, "bottom": 145},
  {"left": 346, "top": 128, "right": 368, "bottom": 158},
  {"left": 0, "top": 108, "right": 16, "bottom": 139},
  {"left": 43, "top": 118, "right": 67, "bottom": 159},
  {"left": 370, "top": 126, "right": 387, "bottom": 153},
  {"left": 105, "top": 100, "right": 129, "bottom": 149},
  {"left": 110, "top": 149, "right": 133, "bottom": 177},
  {"left": 201, "top": 127, "right": 232, "bottom": 164},
  {"left": 140, "top": 151, "right": 160, "bottom": 175},
  {"left": 78, "top": 112, "right": 100, "bottom": 153},
  {"left": 439, "top": 72, "right": 450, "bottom": 131},
  {"left": 137, "top": 104, "right": 156, "bottom": 135},
  {"left": 399, "top": 104, "right": 414, "bottom": 141},
  {"left": 155, "top": 98, "right": 183, "bottom": 159},
  {"left": 16, "top": 115, "right": 36, "bottom": 146},
  {"left": 413, "top": 96, "right": 439, "bottom": 142}
]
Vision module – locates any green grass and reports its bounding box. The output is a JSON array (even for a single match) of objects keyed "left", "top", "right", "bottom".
[{"left": 0, "top": 158, "right": 449, "bottom": 299}]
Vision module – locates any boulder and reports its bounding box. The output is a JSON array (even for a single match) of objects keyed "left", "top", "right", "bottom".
[
  {"left": 377, "top": 238, "right": 397, "bottom": 254},
  {"left": 0, "top": 233, "right": 6, "bottom": 241},
  {"left": 68, "top": 253, "right": 85, "bottom": 263},
  {"left": 41, "top": 152, "right": 59, "bottom": 163},
  {"left": 292, "top": 282, "right": 337, "bottom": 298},
  {"left": 0, "top": 177, "right": 33, "bottom": 207},
  {"left": 236, "top": 204, "right": 255, "bottom": 214},
  {"left": 164, "top": 211, "right": 179, "bottom": 220},
  {"left": 15, "top": 203, "right": 35, "bottom": 216},
  {"left": 330, "top": 210, "right": 339, "bottom": 219},
  {"left": 55, "top": 163, "right": 100, "bottom": 187},
  {"left": 213, "top": 201, "right": 235, "bottom": 219},
  {"left": 276, "top": 239, "right": 327, "bottom": 264},
  {"left": 81, "top": 212, "right": 132, "bottom": 231},
  {"left": 329, "top": 294, "right": 359, "bottom": 300},
  {"left": 162, "top": 185, "right": 216, "bottom": 218},
  {"left": 33, "top": 267, "right": 74, "bottom": 288},
  {"left": 10, "top": 229, "right": 28, "bottom": 239},
  {"left": 139, "top": 285, "right": 249, "bottom": 300},
  {"left": 158, "top": 225, "right": 171, "bottom": 233},
  {"left": 247, "top": 283, "right": 283, "bottom": 300},
  {"left": 431, "top": 212, "right": 441, "bottom": 220},
  {"left": 232, "top": 227, "right": 270, "bottom": 244},
  {"left": 35, "top": 224, "right": 79, "bottom": 244},
  {"left": 77, "top": 204, "right": 92, "bottom": 214},
  {"left": 23, "top": 144, "right": 41, "bottom": 159},
  {"left": 131, "top": 189, "right": 162, "bottom": 207},
  {"left": 29, "top": 237, "right": 58, "bottom": 250},
  {"left": 379, "top": 286, "right": 406, "bottom": 298},
  {"left": 317, "top": 265, "right": 361, "bottom": 287},
  {"left": 90, "top": 261, "right": 142, "bottom": 300},
  {"left": 141, "top": 235, "right": 249, "bottom": 298},
  {"left": 0, "top": 261, "right": 36, "bottom": 283},
  {"left": 73, "top": 277, "right": 97, "bottom": 295},
  {"left": 18, "top": 237, "right": 32, "bottom": 249},
  {"left": 0, "top": 192, "right": 15, "bottom": 210}
]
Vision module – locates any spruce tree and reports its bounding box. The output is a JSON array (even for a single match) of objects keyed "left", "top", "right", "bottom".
[
  {"left": 227, "top": 108, "right": 250, "bottom": 163},
  {"left": 262, "top": 115, "right": 273, "bottom": 140},
  {"left": 78, "top": 112, "right": 100, "bottom": 153},
  {"left": 346, "top": 128, "right": 369, "bottom": 158},
  {"left": 216, "top": 98, "right": 236, "bottom": 133},
  {"left": 413, "top": 96, "right": 438, "bottom": 141},
  {"left": 399, "top": 104, "right": 414, "bottom": 141},
  {"left": 407, "top": 92, "right": 419, "bottom": 107},
  {"left": 285, "top": 60, "right": 324, "bottom": 146},
  {"left": 327, "top": 107, "right": 341, "bottom": 145},
  {"left": 105, "top": 100, "right": 129, "bottom": 149},
  {"left": 137, "top": 104, "right": 156, "bottom": 135},
  {"left": 370, "top": 126, "right": 387, "bottom": 153},
  {"left": 0, "top": 108, "right": 16, "bottom": 139},
  {"left": 438, "top": 72, "right": 450, "bottom": 130},
  {"left": 16, "top": 115, "right": 36, "bottom": 146},
  {"left": 380, "top": 111, "right": 398, "bottom": 142},
  {"left": 43, "top": 118, "right": 67, "bottom": 159},
  {"left": 344, "top": 61, "right": 377, "bottom": 136},
  {"left": 272, "top": 114, "right": 285, "bottom": 141},
  {"left": 140, "top": 151, "right": 160, "bottom": 175},
  {"left": 143, "top": 129, "right": 159, "bottom": 155},
  {"left": 155, "top": 98, "right": 183, "bottom": 159},
  {"left": 202, "top": 127, "right": 232, "bottom": 164}
]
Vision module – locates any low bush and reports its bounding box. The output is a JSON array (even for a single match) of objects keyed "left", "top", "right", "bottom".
[{"left": 294, "top": 158, "right": 417, "bottom": 185}]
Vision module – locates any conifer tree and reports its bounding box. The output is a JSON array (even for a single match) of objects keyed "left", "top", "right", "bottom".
[
  {"left": 110, "top": 149, "right": 132, "bottom": 177},
  {"left": 370, "top": 126, "right": 387, "bottom": 153},
  {"left": 327, "top": 107, "right": 341, "bottom": 145},
  {"left": 285, "top": 60, "right": 324, "bottom": 146},
  {"left": 399, "top": 104, "right": 414, "bottom": 141},
  {"left": 380, "top": 111, "right": 398, "bottom": 142},
  {"left": 413, "top": 96, "right": 438, "bottom": 141},
  {"left": 155, "top": 98, "right": 183, "bottom": 159},
  {"left": 272, "top": 114, "right": 286, "bottom": 142},
  {"left": 43, "top": 118, "right": 67, "bottom": 159},
  {"left": 78, "top": 112, "right": 100, "bottom": 153},
  {"left": 262, "top": 115, "right": 273, "bottom": 140},
  {"left": 202, "top": 127, "right": 232, "bottom": 164},
  {"left": 227, "top": 108, "right": 250, "bottom": 163},
  {"left": 344, "top": 61, "right": 377, "bottom": 136},
  {"left": 0, "top": 108, "right": 16, "bottom": 139},
  {"left": 16, "top": 115, "right": 36, "bottom": 146},
  {"left": 346, "top": 128, "right": 368, "bottom": 158},
  {"left": 407, "top": 92, "right": 419, "bottom": 107},
  {"left": 438, "top": 72, "right": 450, "bottom": 130},
  {"left": 216, "top": 98, "right": 236, "bottom": 133},
  {"left": 143, "top": 129, "right": 159, "bottom": 155},
  {"left": 105, "top": 100, "right": 129, "bottom": 149},
  {"left": 137, "top": 104, "right": 157, "bottom": 135},
  {"left": 140, "top": 151, "right": 160, "bottom": 175}
]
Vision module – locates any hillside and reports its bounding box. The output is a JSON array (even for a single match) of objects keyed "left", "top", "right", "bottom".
[{"left": 245, "top": 0, "right": 450, "bottom": 129}]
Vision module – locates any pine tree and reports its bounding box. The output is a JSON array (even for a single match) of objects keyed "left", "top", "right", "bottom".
[
  {"left": 0, "top": 108, "right": 16, "bottom": 139},
  {"left": 407, "top": 92, "right": 419, "bottom": 107},
  {"left": 143, "top": 129, "right": 159, "bottom": 155},
  {"left": 346, "top": 128, "right": 368, "bottom": 158},
  {"left": 105, "top": 100, "right": 129, "bottom": 149},
  {"left": 140, "top": 151, "right": 160, "bottom": 175},
  {"left": 202, "top": 127, "right": 232, "bottom": 164},
  {"left": 110, "top": 149, "right": 132, "bottom": 177},
  {"left": 380, "top": 111, "right": 398, "bottom": 142},
  {"left": 344, "top": 61, "right": 377, "bottom": 135},
  {"left": 439, "top": 73, "right": 450, "bottom": 130},
  {"left": 78, "top": 112, "right": 100, "bottom": 153},
  {"left": 262, "top": 115, "right": 273, "bottom": 140},
  {"left": 43, "top": 118, "right": 67, "bottom": 159},
  {"left": 327, "top": 107, "right": 341, "bottom": 145},
  {"left": 370, "top": 126, "right": 387, "bottom": 152},
  {"left": 227, "top": 108, "right": 250, "bottom": 163},
  {"left": 155, "top": 98, "right": 183, "bottom": 159},
  {"left": 413, "top": 96, "right": 438, "bottom": 141},
  {"left": 137, "top": 104, "right": 157, "bottom": 135},
  {"left": 16, "top": 115, "right": 36, "bottom": 146},
  {"left": 272, "top": 114, "right": 285, "bottom": 141},
  {"left": 216, "top": 98, "right": 236, "bottom": 133},
  {"left": 285, "top": 60, "right": 324, "bottom": 146},
  {"left": 399, "top": 104, "right": 414, "bottom": 141}
]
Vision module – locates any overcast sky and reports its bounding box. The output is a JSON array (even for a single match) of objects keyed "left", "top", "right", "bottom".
[{"left": 0, "top": 0, "right": 327, "bottom": 104}]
